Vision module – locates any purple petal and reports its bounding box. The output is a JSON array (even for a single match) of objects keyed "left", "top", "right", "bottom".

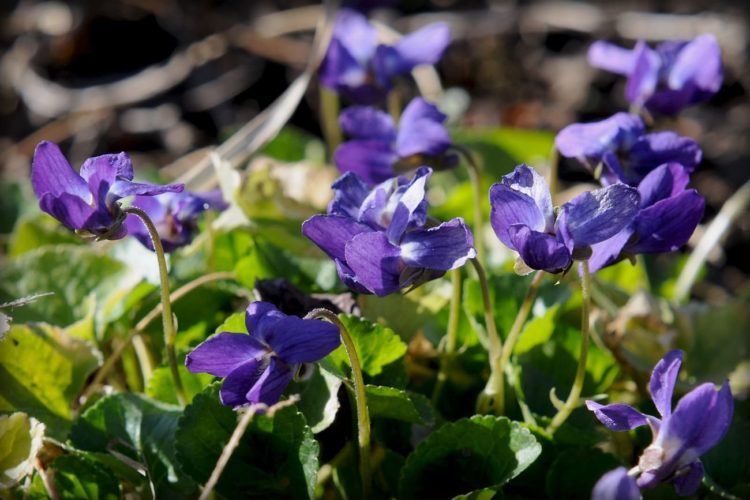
[
  {"left": 588, "top": 226, "right": 634, "bottom": 273},
  {"left": 246, "top": 358, "right": 294, "bottom": 407},
  {"left": 629, "top": 190, "right": 704, "bottom": 254},
  {"left": 38, "top": 192, "right": 99, "bottom": 232},
  {"left": 489, "top": 184, "right": 546, "bottom": 250},
  {"left": 585, "top": 400, "right": 652, "bottom": 431},
  {"left": 185, "top": 332, "right": 267, "bottom": 378},
  {"left": 31, "top": 141, "right": 90, "bottom": 200},
  {"left": 329, "top": 172, "right": 371, "bottom": 218},
  {"left": 319, "top": 39, "right": 368, "bottom": 94},
  {"left": 339, "top": 106, "right": 396, "bottom": 141},
  {"left": 334, "top": 140, "right": 398, "bottom": 185},
  {"left": 335, "top": 259, "right": 371, "bottom": 294},
  {"left": 302, "top": 214, "right": 373, "bottom": 262},
  {"left": 625, "top": 41, "right": 661, "bottom": 108},
  {"left": 400, "top": 218, "right": 476, "bottom": 270},
  {"left": 110, "top": 179, "right": 183, "bottom": 199},
  {"left": 669, "top": 34, "right": 722, "bottom": 94},
  {"left": 266, "top": 316, "right": 340, "bottom": 364},
  {"left": 391, "top": 22, "right": 451, "bottom": 72},
  {"left": 556, "top": 113, "right": 645, "bottom": 161},
  {"left": 220, "top": 358, "right": 266, "bottom": 407},
  {"left": 637, "top": 163, "right": 690, "bottom": 208},
  {"left": 500, "top": 164, "right": 554, "bottom": 230},
  {"left": 588, "top": 41, "right": 637, "bottom": 75},
  {"left": 385, "top": 167, "right": 431, "bottom": 244},
  {"left": 558, "top": 184, "right": 641, "bottom": 249},
  {"left": 508, "top": 225, "right": 571, "bottom": 273},
  {"left": 396, "top": 117, "right": 452, "bottom": 158},
  {"left": 245, "top": 301, "right": 286, "bottom": 342},
  {"left": 649, "top": 350, "right": 683, "bottom": 419},
  {"left": 672, "top": 461, "right": 704, "bottom": 496},
  {"left": 592, "top": 467, "right": 641, "bottom": 500},
  {"left": 80, "top": 152, "right": 132, "bottom": 183},
  {"left": 629, "top": 132, "right": 702, "bottom": 181},
  {"left": 332, "top": 9, "right": 377, "bottom": 64},
  {"left": 344, "top": 231, "right": 403, "bottom": 296}
]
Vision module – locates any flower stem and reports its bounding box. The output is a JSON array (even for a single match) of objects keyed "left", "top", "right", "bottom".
[
  {"left": 471, "top": 258, "right": 505, "bottom": 415},
  {"left": 319, "top": 86, "right": 342, "bottom": 156},
  {"left": 547, "top": 260, "right": 592, "bottom": 433},
  {"left": 453, "top": 145, "right": 485, "bottom": 264},
  {"left": 122, "top": 206, "right": 186, "bottom": 406},
  {"left": 548, "top": 146, "right": 560, "bottom": 202},
  {"left": 431, "top": 268, "right": 463, "bottom": 406},
  {"left": 306, "top": 309, "right": 371, "bottom": 499},
  {"left": 387, "top": 89, "right": 402, "bottom": 123}
]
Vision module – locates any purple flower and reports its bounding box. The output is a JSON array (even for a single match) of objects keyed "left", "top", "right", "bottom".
[
  {"left": 555, "top": 112, "right": 702, "bottom": 186},
  {"left": 124, "top": 190, "right": 227, "bottom": 252},
  {"left": 592, "top": 467, "right": 641, "bottom": 500},
  {"left": 302, "top": 168, "right": 476, "bottom": 296},
  {"left": 489, "top": 164, "right": 640, "bottom": 274},
  {"left": 319, "top": 8, "right": 451, "bottom": 104},
  {"left": 588, "top": 34, "right": 723, "bottom": 115},
  {"left": 31, "top": 141, "right": 183, "bottom": 239},
  {"left": 186, "top": 302, "right": 340, "bottom": 408},
  {"left": 586, "top": 350, "right": 733, "bottom": 496},
  {"left": 334, "top": 97, "right": 457, "bottom": 185},
  {"left": 589, "top": 163, "right": 705, "bottom": 272}
]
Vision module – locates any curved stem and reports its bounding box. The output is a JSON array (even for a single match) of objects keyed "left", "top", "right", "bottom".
[
  {"left": 471, "top": 258, "right": 504, "bottom": 415},
  {"left": 319, "top": 86, "right": 342, "bottom": 156},
  {"left": 121, "top": 207, "right": 186, "bottom": 405},
  {"left": 453, "top": 145, "right": 485, "bottom": 264},
  {"left": 547, "top": 260, "right": 592, "bottom": 433},
  {"left": 431, "top": 268, "right": 463, "bottom": 406},
  {"left": 548, "top": 146, "right": 559, "bottom": 203},
  {"left": 674, "top": 178, "right": 750, "bottom": 303},
  {"left": 80, "top": 271, "right": 236, "bottom": 404},
  {"left": 305, "top": 309, "right": 371, "bottom": 499}
]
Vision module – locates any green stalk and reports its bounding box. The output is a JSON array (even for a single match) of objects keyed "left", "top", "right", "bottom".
[
  {"left": 547, "top": 260, "right": 592, "bottom": 433},
  {"left": 387, "top": 89, "right": 401, "bottom": 123},
  {"left": 471, "top": 258, "right": 504, "bottom": 415},
  {"left": 306, "top": 309, "right": 371, "bottom": 499},
  {"left": 431, "top": 268, "right": 463, "bottom": 406},
  {"left": 453, "top": 145, "right": 485, "bottom": 264},
  {"left": 548, "top": 146, "right": 560, "bottom": 202},
  {"left": 319, "top": 86, "right": 342, "bottom": 156},
  {"left": 122, "top": 206, "right": 186, "bottom": 406}
]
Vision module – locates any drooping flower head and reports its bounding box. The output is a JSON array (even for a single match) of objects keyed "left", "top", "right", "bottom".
[
  {"left": 319, "top": 8, "right": 451, "bottom": 104},
  {"left": 335, "top": 97, "right": 458, "bottom": 185},
  {"left": 587, "top": 350, "right": 733, "bottom": 496},
  {"left": 588, "top": 163, "right": 705, "bottom": 272},
  {"left": 489, "top": 164, "right": 640, "bottom": 274},
  {"left": 186, "top": 302, "right": 340, "bottom": 408},
  {"left": 125, "top": 190, "right": 227, "bottom": 252},
  {"left": 555, "top": 112, "right": 702, "bottom": 186},
  {"left": 302, "top": 168, "right": 476, "bottom": 296},
  {"left": 31, "top": 141, "right": 183, "bottom": 240},
  {"left": 588, "top": 34, "right": 723, "bottom": 115}
]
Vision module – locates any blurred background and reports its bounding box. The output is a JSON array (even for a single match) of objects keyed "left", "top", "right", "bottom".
[{"left": 1, "top": 0, "right": 748, "bottom": 298}]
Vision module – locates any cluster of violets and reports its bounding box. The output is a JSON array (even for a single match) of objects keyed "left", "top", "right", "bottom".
[{"left": 28, "top": 7, "right": 733, "bottom": 497}]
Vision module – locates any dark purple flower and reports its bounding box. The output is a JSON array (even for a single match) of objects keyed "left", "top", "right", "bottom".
[
  {"left": 586, "top": 350, "right": 733, "bottom": 496},
  {"left": 555, "top": 112, "right": 702, "bottom": 186},
  {"left": 186, "top": 302, "right": 340, "bottom": 408},
  {"left": 588, "top": 163, "right": 705, "bottom": 272},
  {"left": 31, "top": 141, "right": 183, "bottom": 240},
  {"left": 489, "top": 164, "right": 640, "bottom": 274},
  {"left": 302, "top": 168, "right": 476, "bottom": 296},
  {"left": 592, "top": 467, "right": 641, "bottom": 500},
  {"left": 319, "top": 8, "right": 451, "bottom": 104},
  {"left": 124, "top": 190, "right": 227, "bottom": 252},
  {"left": 588, "top": 34, "right": 723, "bottom": 115},
  {"left": 335, "top": 97, "right": 457, "bottom": 185}
]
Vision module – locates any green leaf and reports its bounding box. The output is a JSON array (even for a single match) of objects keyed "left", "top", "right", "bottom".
[
  {"left": 0, "top": 324, "right": 100, "bottom": 439},
  {"left": 214, "top": 311, "right": 247, "bottom": 334},
  {"left": 8, "top": 214, "right": 82, "bottom": 257},
  {"left": 50, "top": 455, "right": 120, "bottom": 500},
  {"left": 453, "top": 127, "right": 555, "bottom": 172},
  {"left": 0, "top": 245, "right": 131, "bottom": 328},
  {"left": 146, "top": 365, "right": 215, "bottom": 405},
  {"left": 326, "top": 315, "right": 407, "bottom": 378},
  {"left": 702, "top": 416, "right": 750, "bottom": 493},
  {"left": 0, "top": 412, "right": 45, "bottom": 488},
  {"left": 514, "top": 305, "right": 560, "bottom": 355},
  {"left": 399, "top": 415, "right": 542, "bottom": 499},
  {"left": 70, "top": 393, "right": 194, "bottom": 497},
  {"left": 259, "top": 126, "right": 325, "bottom": 163},
  {"left": 287, "top": 366, "right": 342, "bottom": 433},
  {"left": 544, "top": 448, "right": 621, "bottom": 500},
  {"left": 364, "top": 385, "right": 434, "bottom": 425},
  {"left": 175, "top": 384, "right": 319, "bottom": 499}
]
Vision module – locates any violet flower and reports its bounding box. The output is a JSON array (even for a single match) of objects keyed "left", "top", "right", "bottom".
[
  {"left": 335, "top": 97, "right": 457, "bottom": 184},
  {"left": 555, "top": 112, "right": 702, "bottom": 186},
  {"left": 31, "top": 141, "right": 183, "bottom": 240},
  {"left": 592, "top": 468, "right": 640, "bottom": 500},
  {"left": 588, "top": 34, "right": 723, "bottom": 115},
  {"left": 124, "top": 190, "right": 227, "bottom": 252},
  {"left": 588, "top": 163, "right": 705, "bottom": 272},
  {"left": 186, "top": 302, "right": 340, "bottom": 408},
  {"left": 587, "top": 350, "right": 733, "bottom": 496},
  {"left": 489, "top": 164, "right": 640, "bottom": 274},
  {"left": 302, "top": 168, "right": 476, "bottom": 296},
  {"left": 319, "top": 8, "right": 451, "bottom": 104}
]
